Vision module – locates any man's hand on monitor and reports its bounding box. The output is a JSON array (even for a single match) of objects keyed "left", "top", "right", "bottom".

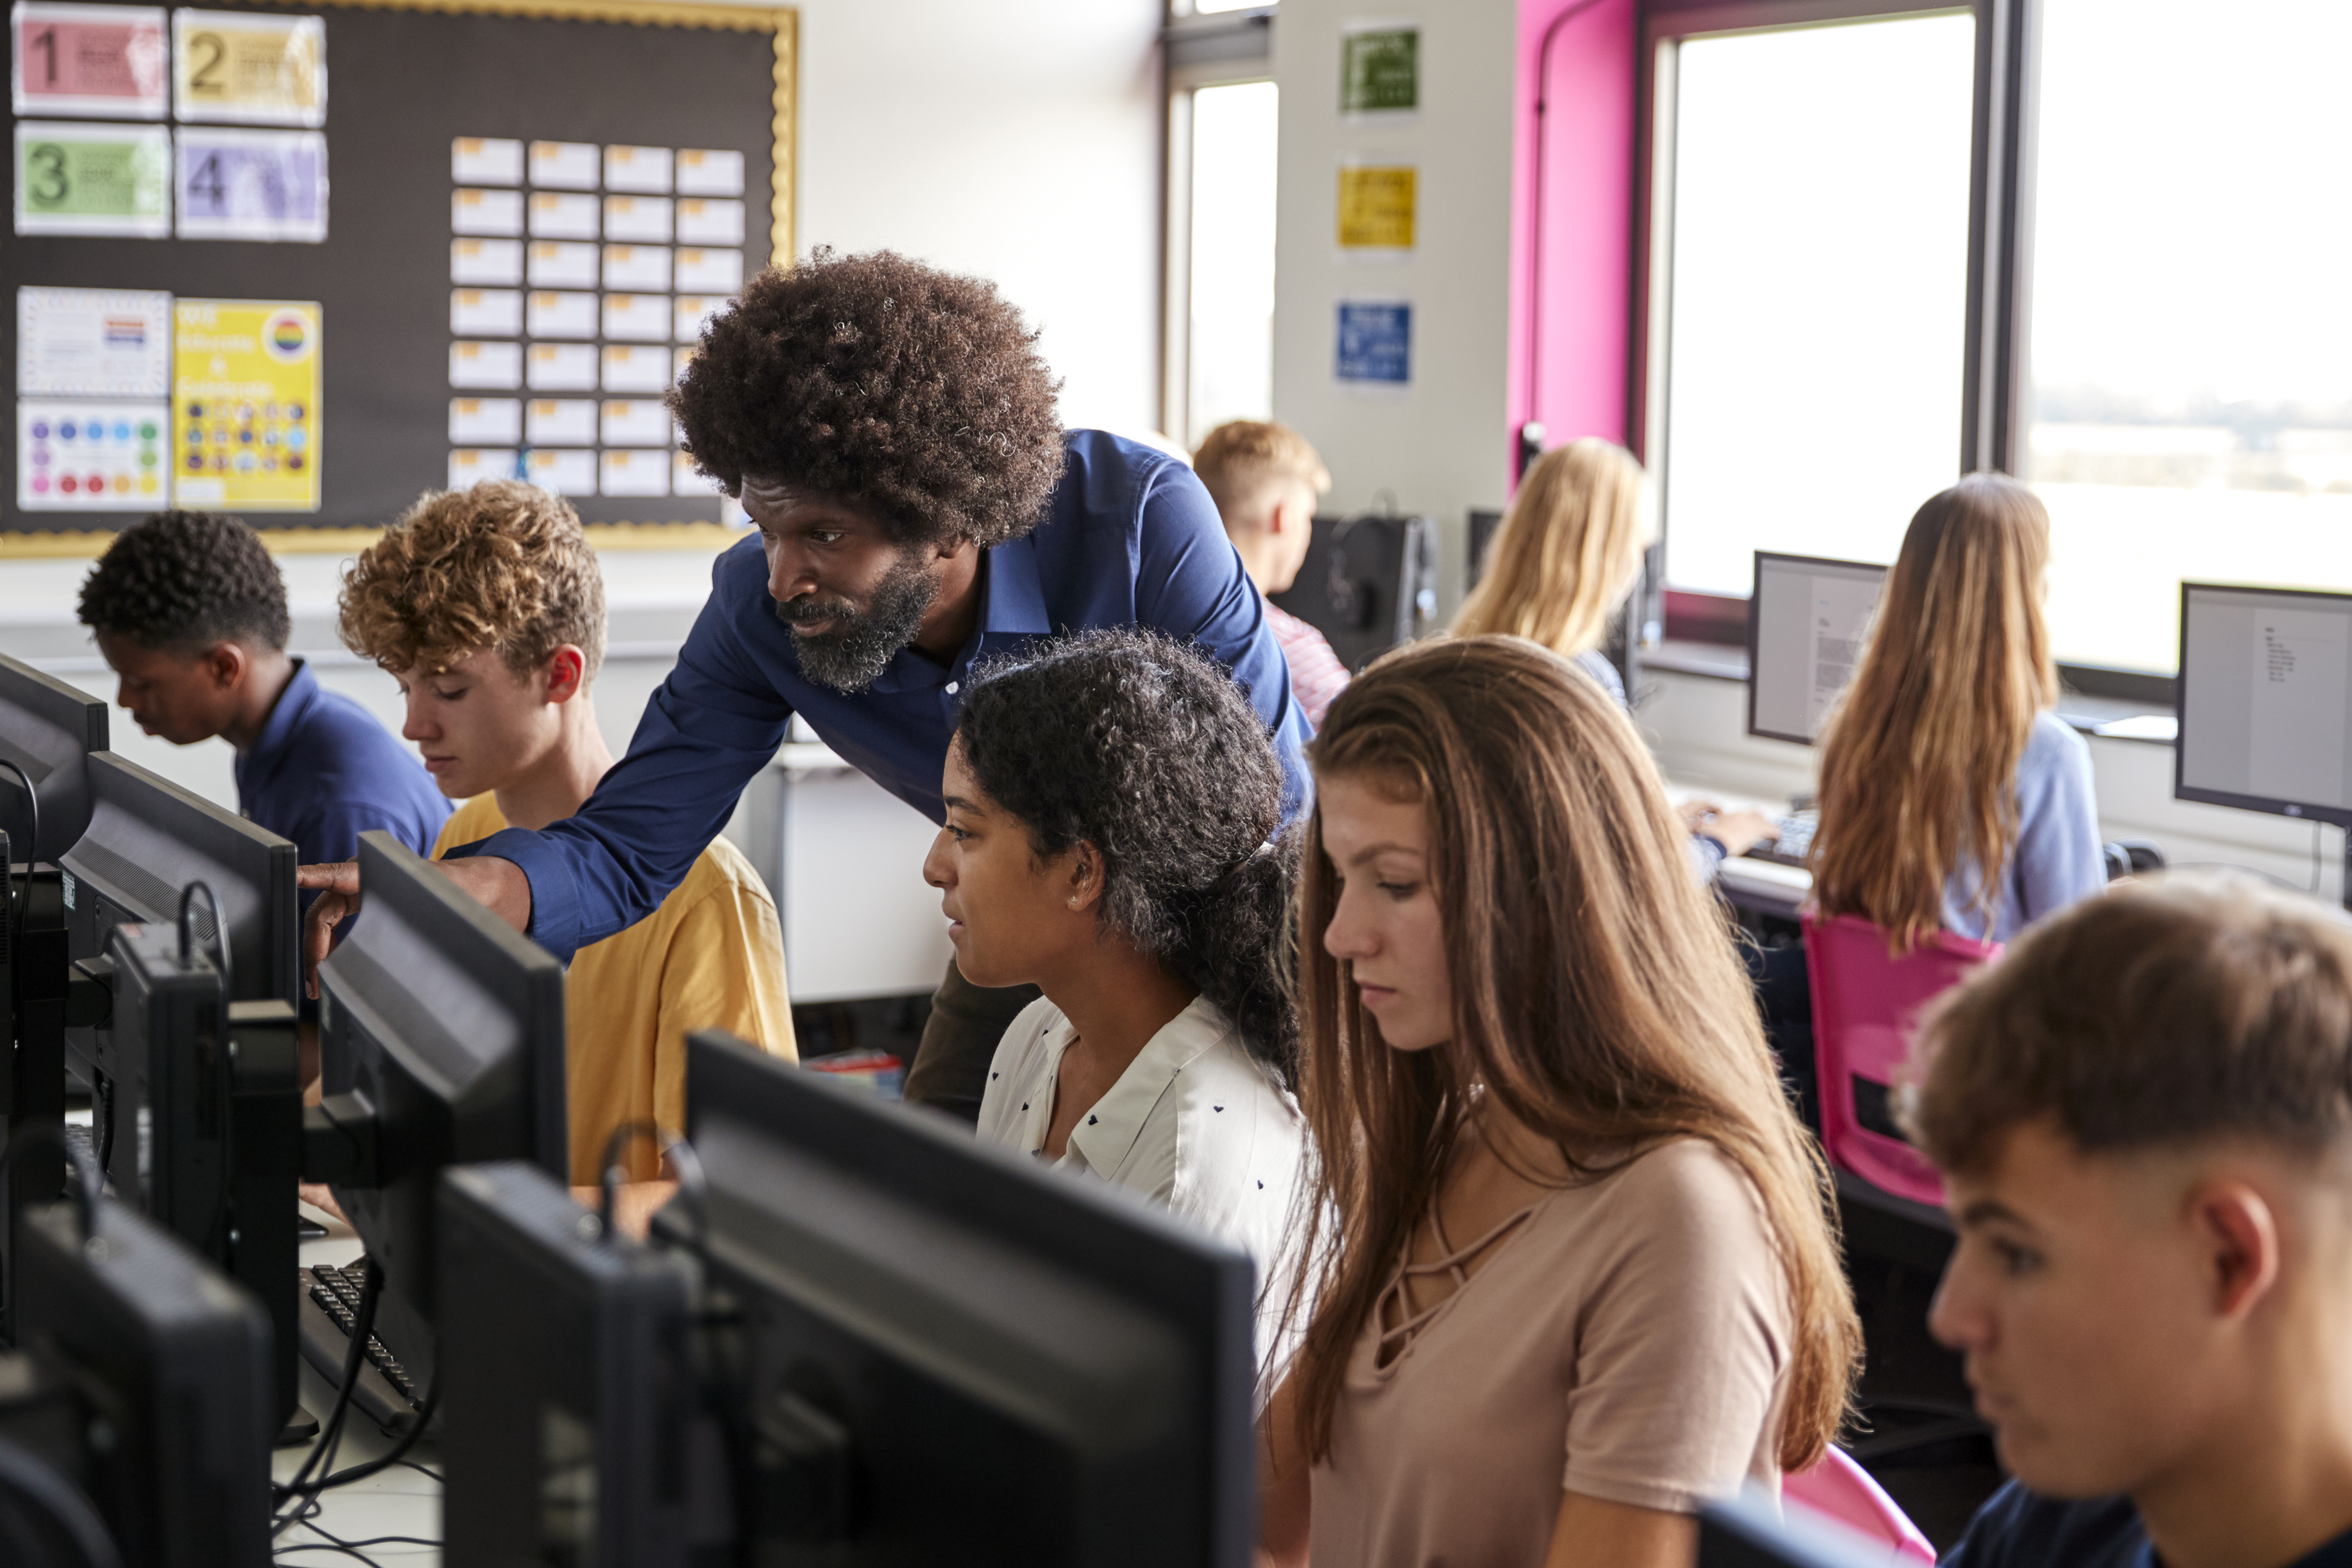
[
  {"left": 298, "top": 860, "right": 360, "bottom": 1000},
  {"left": 572, "top": 1180, "right": 679, "bottom": 1242}
]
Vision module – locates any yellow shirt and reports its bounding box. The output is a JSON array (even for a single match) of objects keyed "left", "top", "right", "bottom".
[{"left": 434, "top": 794, "right": 796, "bottom": 1183}]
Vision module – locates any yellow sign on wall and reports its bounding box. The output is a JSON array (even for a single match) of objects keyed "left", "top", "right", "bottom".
[
  {"left": 172, "top": 300, "right": 322, "bottom": 512},
  {"left": 1337, "top": 164, "right": 1416, "bottom": 250}
]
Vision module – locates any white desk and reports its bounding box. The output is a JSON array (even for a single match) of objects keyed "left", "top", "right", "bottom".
[{"left": 275, "top": 1207, "right": 441, "bottom": 1565}]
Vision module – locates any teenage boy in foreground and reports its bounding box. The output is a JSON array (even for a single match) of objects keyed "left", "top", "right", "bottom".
[
  {"left": 1191, "top": 419, "right": 1349, "bottom": 727},
  {"left": 78, "top": 508, "right": 447, "bottom": 871},
  {"left": 1911, "top": 871, "right": 2352, "bottom": 1568},
  {"left": 335, "top": 480, "right": 794, "bottom": 1196}
]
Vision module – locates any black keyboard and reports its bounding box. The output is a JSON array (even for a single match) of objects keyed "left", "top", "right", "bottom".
[
  {"left": 1744, "top": 810, "right": 1818, "bottom": 869},
  {"left": 297, "top": 1260, "right": 425, "bottom": 1435}
]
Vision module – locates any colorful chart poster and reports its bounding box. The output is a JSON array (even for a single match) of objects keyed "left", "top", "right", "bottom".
[
  {"left": 18, "top": 285, "right": 171, "bottom": 396},
  {"left": 11, "top": 2, "right": 166, "bottom": 118},
  {"left": 172, "top": 10, "right": 324, "bottom": 127},
  {"left": 1336, "top": 164, "right": 1415, "bottom": 250},
  {"left": 14, "top": 119, "right": 168, "bottom": 235},
  {"left": 172, "top": 299, "right": 321, "bottom": 511},
  {"left": 1335, "top": 299, "right": 1411, "bottom": 387},
  {"left": 175, "top": 127, "right": 326, "bottom": 241},
  {"left": 18, "top": 399, "right": 169, "bottom": 509},
  {"left": 1340, "top": 21, "right": 1418, "bottom": 115}
]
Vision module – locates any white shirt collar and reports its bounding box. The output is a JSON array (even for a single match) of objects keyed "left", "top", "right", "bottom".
[{"left": 1029, "top": 994, "right": 1236, "bottom": 1178}]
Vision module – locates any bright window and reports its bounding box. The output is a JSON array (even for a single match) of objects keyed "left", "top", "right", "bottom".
[
  {"left": 1183, "top": 79, "right": 1279, "bottom": 449},
  {"left": 2028, "top": 0, "right": 2352, "bottom": 672},
  {"left": 1657, "top": 13, "right": 1976, "bottom": 593}
]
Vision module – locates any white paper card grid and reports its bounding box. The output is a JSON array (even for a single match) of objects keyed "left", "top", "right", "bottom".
[
  {"left": 450, "top": 135, "right": 754, "bottom": 505},
  {"left": 451, "top": 238, "right": 522, "bottom": 286},
  {"left": 450, "top": 287, "right": 521, "bottom": 336},
  {"left": 602, "top": 244, "right": 669, "bottom": 290},
  {"left": 448, "top": 396, "right": 520, "bottom": 443},
  {"left": 528, "top": 241, "right": 598, "bottom": 288},
  {"left": 18, "top": 286, "right": 172, "bottom": 397},
  {"left": 525, "top": 398, "right": 596, "bottom": 445},
  {"left": 451, "top": 137, "right": 521, "bottom": 185},
  {"left": 526, "top": 290, "right": 597, "bottom": 340}
]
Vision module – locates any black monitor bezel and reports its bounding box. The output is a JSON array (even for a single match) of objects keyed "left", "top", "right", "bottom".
[
  {"left": 0, "top": 652, "right": 108, "bottom": 863},
  {"left": 1745, "top": 550, "right": 1889, "bottom": 748},
  {"left": 2173, "top": 579, "right": 2352, "bottom": 830}
]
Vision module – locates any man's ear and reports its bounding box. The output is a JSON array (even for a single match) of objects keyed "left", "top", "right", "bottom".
[
  {"left": 2193, "top": 1179, "right": 2282, "bottom": 1321},
  {"left": 542, "top": 645, "right": 590, "bottom": 705},
  {"left": 204, "top": 641, "right": 249, "bottom": 692}
]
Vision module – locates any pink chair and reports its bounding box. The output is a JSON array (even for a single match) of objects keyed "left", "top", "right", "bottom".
[
  {"left": 1803, "top": 910, "right": 2001, "bottom": 1207},
  {"left": 1785, "top": 1445, "right": 1937, "bottom": 1564}
]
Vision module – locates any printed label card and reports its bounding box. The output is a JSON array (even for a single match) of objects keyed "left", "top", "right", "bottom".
[
  {"left": 12, "top": 3, "right": 166, "bottom": 118},
  {"left": 674, "top": 197, "right": 741, "bottom": 246},
  {"left": 674, "top": 246, "right": 743, "bottom": 293},
  {"left": 449, "top": 287, "right": 521, "bottom": 336},
  {"left": 526, "top": 140, "right": 597, "bottom": 190},
  {"left": 526, "top": 289, "right": 597, "bottom": 339},
  {"left": 601, "top": 243, "right": 670, "bottom": 290},
  {"left": 452, "top": 187, "right": 523, "bottom": 237},
  {"left": 173, "top": 11, "right": 325, "bottom": 128},
  {"left": 449, "top": 339, "right": 522, "bottom": 389},
  {"left": 18, "top": 398, "right": 168, "bottom": 509},
  {"left": 601, "top": 292, "right": 668, "bottom": 342},
  {"left": 602, "top": 194, "right": 670, "bottom": 244},
  {"left": 527, "top": 190, "right": 598, "bottom": 240},
  {"left": 447, "top": 447, "right": 517, "bottom": 488},
  {"left": 447, "top": 396, "right": 520, "bottom": 444},
  {"left": 602, "top": 144, "right": 671, "bottom": 194},
  {"left": 674, "top": 148, "right": 743, "bottom": 196},
  {"left": 599, "top": 447, "right": 668, "bottom": 497},
  {"left": 522, "top": 446, "right": 594, "bottom": 495},
  {"left": 451, "top": 136, "right": 521, "bottom": 185},
  {"left": 15, "top": 120, "right": 168, "bottom": 235},
  {"left": 1335, "top": 298, "right": 1411, "bottom": 389},
  {"left": 1340, "top": 20, "right": 1418, "bottom": 118},
  {"left": 525, "top": 342, "right": 598, "bottom": 391},
  {"left": 601, "top": 344, "right": 670, "bottom": 393},
  {"left": 526, "top": 241, "right": 598, "bottom": 289},
  {"left": 18, "top": 285, "right": 172, "bottom": 397},
  {"left": 1336, "top": 163, "right": 1415, "bottom": 252},
  {"left": 599, "top": 398, "right": 668, "bottom": 445},
  {"left": 176, "top": 126, "right": 325, "bottom": 241},
  {"left": 674, "top": 294, "right": 725, "bottom": 344},
  {"left": 523, "top": 398, "right": 594, "bottom": 445},
  {"left": 451, "top": 238, "right": 523, "bottom": 286}
]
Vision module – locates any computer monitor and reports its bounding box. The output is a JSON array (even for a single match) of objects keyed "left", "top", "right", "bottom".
[
  {"left": 6, "top": 1188, "right": 274, "bottom": 1568},
  {"left": 312, "top": 830, "right": 566, "bottom": 1354},
  {"left": 1747, "top": 552, "right": 1888, "bottom": 746},
  {"left": 1699, "top": 1488, "right": 1897, "bottom": 1568},
  {"left": 2176, "top": 584, "right": 2352, "bottom": 883},
  {"left": 1269, "top": 512, "right": 1440, "bottom": 673},
  {"left": 693, "top": 1028, "right": 1252, "bottom": 1562},
  {"left": 0, "top": 654, "right": 107, "bottom": 864},
  {"left": 437, "top": 1161, "right": 697, "bottom": 1568}
]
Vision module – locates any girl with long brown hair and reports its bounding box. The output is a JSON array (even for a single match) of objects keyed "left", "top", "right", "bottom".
[
  {"left": 1811, "top": 474, "right": 2104, "bottom": 949},
  {"left": 1258, "top": 635, "right": 1861, "bottom": 1568}
]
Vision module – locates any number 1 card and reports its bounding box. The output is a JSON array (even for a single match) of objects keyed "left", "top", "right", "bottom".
[{"left": 11, "top": 2, "right": 166, "bottom": 118}]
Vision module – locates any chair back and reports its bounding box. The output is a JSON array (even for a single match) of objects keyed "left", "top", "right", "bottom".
[
  {"left": 1784, "top": 1446, "right": 1937, "bottom": 1564},
  {"left": 1802, "top": 910, "right": 2000, "bottom": 1207}
]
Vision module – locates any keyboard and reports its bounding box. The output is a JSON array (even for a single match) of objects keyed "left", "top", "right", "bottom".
[
  {"left": 297, "top": 1260, "right": 426, "bottom": 1435},
  {"left": 1744, "top": 810, "right": 1818, "bottom": 869}
]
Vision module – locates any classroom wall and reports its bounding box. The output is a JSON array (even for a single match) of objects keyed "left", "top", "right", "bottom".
[{"left": 1269, "top": 0, "right": 1519, "bottom": 614}]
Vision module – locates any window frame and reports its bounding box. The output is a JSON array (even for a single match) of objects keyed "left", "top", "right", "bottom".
[
  {"left": 1161, "top": 6, "right": 1276, "bottom": 446},
  {"left": 1630, "top": 0, "right": 2165, "bottom": 703}
]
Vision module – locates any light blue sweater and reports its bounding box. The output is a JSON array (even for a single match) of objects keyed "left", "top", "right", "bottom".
[{"left": 1940, "top": 711, "right": 2106, "bottom": 944}]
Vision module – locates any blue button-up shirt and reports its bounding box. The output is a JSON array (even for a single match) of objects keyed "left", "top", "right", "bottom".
[
  {"left": 234, "top": 657, "right": 450, "bottom": 869},
  {"left": 459, "top": 430, "right": 1312, "bottom": 964}
]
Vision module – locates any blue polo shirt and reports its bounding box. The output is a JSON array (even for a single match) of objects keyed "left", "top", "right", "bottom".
[
  {"left": 457, "top": 429, "right": 1311, "bottom": 965},
  {"left": 1944, "top": 1481, "right": 2352, "bottom": 1568},
  {"left": 233, "top": 657, "right": 450, "bottom": 871}
]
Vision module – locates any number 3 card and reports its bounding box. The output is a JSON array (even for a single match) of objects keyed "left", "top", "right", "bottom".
[
  {"left": 177, "top": 127, "right": 325, "bottom": 241},
  {"left": 173, "top": 9, "right": 323, "bottom": 127},
  {"left": 13, "top": 119, "right": 169, "bottom": 235},
  {"left": 11, "top": 2, "right": 167, "bottom": 118}
]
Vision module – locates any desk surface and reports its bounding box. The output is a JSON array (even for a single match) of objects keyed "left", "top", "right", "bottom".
[{"left": 277, "top": 1207, "right": 441, "bottom": 1565}]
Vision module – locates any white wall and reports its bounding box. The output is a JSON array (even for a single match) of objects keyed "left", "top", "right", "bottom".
[
  {"left": 1270, "top": 0, "right": 1518, "bottom": 612},
  {"left": 792, "top": 0, "right": 1166, "bottom": 436}
]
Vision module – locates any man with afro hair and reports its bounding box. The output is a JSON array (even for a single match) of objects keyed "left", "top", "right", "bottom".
[
  {"left": 78, "top": 508, "right": 448, "bottom": 887},
  {"left": 303, "top": 249, "right": 1309, "bottom": 1122}
]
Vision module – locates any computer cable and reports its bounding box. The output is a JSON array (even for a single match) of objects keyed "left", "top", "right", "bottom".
[
  {"left": 307, "top": 1372, "right": 439, "bottom": 1495},
  {"left": 0, "top": 757, "right": 36, "bottom": 920},
  {"left": 269, "top": 1258, "right": 382, "bottom": 1536},
  {"left": 177, "top": 879, "right": 232, "bottom": 1003},
  {"left": 597, "top": 1118, "right": 707, "bottom": 1246}
]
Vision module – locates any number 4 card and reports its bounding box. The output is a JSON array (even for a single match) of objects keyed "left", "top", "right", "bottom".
[
  {"left": 177, "top": 127, "right": 325, "bottom": 241},
  {"left": 11, "top": 2, "right": 167, "bottom": 118}
]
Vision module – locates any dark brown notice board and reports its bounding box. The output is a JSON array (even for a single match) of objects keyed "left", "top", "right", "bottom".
[{"left": 1, "top": 0, "right": 795, "bottom": 547}]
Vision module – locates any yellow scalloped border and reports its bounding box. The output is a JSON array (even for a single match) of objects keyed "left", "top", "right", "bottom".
[{"left": 2, "top": 0, "right": 798, "bottom": 550}]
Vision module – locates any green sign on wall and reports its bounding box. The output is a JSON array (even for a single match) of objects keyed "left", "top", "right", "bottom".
[{"left": 1340, "top": 26, "right": 1418, "bottom": 114}]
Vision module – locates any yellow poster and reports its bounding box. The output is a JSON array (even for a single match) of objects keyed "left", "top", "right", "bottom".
[
  {"left": 172, "top": 300, "right": 321, "bottom": 511},
  {"left": 1337, "top": 165, "right": 1416, "bottom": 250}
]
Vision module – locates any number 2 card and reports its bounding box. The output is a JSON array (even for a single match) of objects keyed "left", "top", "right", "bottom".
[
  {"left": 11, "top": 2, "right": 167, "bottom": 118},
  {"left": 173, "top": 9, "right": 323, "bottom": 126},
  {"left": 176, "top": 126, "right": 325, "bottom": 241}
]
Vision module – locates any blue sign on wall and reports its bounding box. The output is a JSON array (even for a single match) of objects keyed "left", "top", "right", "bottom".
[{"left": 1335, "top": 299, "right": 1411, "bottom": 385}]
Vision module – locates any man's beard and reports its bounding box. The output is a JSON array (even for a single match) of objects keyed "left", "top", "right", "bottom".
[{"left": 773, "top": 552, "right": 943, "bottom": 694}]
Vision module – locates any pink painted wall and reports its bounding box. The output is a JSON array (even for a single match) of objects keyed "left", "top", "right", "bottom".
[{"left": 1507, "top": 0, "right": 1639, "bottom": 489}]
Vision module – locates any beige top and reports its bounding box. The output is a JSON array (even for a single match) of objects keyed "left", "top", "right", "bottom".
[{"left": 1308, "top": 1138, "right": 1792, "bottom": 1568}]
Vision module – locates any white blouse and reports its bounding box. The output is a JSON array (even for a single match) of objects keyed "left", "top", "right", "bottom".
[{"left": 976, "top": 993, "right": 1310, "bottom": 1395}]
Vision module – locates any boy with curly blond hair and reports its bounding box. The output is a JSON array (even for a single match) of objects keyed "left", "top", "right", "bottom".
[{"left": 336, "top": 480, "right": 795, "bottom": 1184}]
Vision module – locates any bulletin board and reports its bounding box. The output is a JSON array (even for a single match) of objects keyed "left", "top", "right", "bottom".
[{"left": 0, "top": 0, "right": 796, "bottom": 554}]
